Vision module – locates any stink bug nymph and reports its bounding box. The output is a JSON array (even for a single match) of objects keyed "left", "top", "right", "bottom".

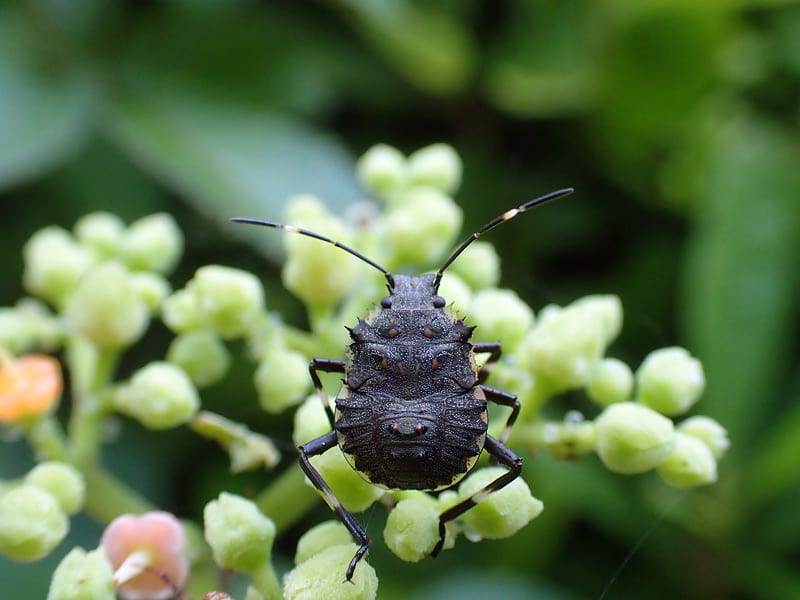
[{"left": 233, "top": 187, "right": 573, "bottom": 581}]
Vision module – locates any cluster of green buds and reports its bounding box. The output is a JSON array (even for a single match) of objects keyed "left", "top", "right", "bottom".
[{"left": 0, "top": 143, "right": 728, "bottom": 600}]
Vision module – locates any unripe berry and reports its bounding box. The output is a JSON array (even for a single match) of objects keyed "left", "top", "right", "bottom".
[
  {"left": 658, "top": 432, "right": 718, "bottom": 488},
  {"left": 587, "top": 358, "right": 634, "bottom": 407},
  {"left": 113, "top": 362, "right": 199, "bottom": 429},
  {"left": 407, "top": 143, "right": 462, "bottom": 195},
  {"left": 25, "top": 462, "right": 85, "bottom": 515},
  {"left": 204, "top": 493, "right": 275, "bottom": 575},
  {"left": 594, "top": 402, "right": 675, "bottom": 474},
  {"left": 636, "top": 347, "right": 705, "bottom": 416},
  {"left": 0, "top": 485, "right": 68, "bottom": 561}
]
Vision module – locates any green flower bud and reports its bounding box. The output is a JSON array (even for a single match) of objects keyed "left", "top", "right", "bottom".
[
  {"left": 66, "top": 262, "right": 150, "bottom": 349},
  {"left": 191, "top": 411, "right": 281, "bottom": 472},
  {"left": 121, "top": 213, "right": 183, "bottom": 274},
  {"left": 282, "top": 211, "right": 359, "bottom": 307},
  {"left": 285, "top": 194, "right": 329, "bottom": 222},
  {"left": 407, "top": 143, "right": 462, "bottom": 195},
  {"left": 385, "top": 187, "right": 462, "bottom": 267},
  {"left": 47, "top": 547, "right": 115, "bottom": 600},
  {"left": 0, "top": 307, "right": 38, "bottom": 354},
  {"left": 456, "top": 467, "right": 543, "bottom": 541},
  {"left": 469, "top": 289, "right": 534, "bottom": 351},
  {"left": 437, "top": 272, "right": 471, "bottom": 316},
  {"left": 292, "top": 395, "right": 332, "bottom": 448},
  {"left": 192, "top": 266, "right": 266, "bottom": 339},
  {"left": 25, "top": 462, "right": 85, "bottom": 516},
  {"left": 448, "top": 241, "right": 501, "bottom": 290},
  {"left": 23, "top": 226, "right": 92, "bottom": 307},
  {"left": 572, "top": 295, "right": 623, "bottom": 345},
  {"left": 167, "top": 331, "right": 230, "bottom": 388},
  {"left": 383, "top": 494, "right": 439, "bottom": 562},
  {"left": 294, "top": 521, "right": 353, "bottom": 565},
  {"left": 113, "top": 362, "right": 199, "bottom": 429},
  {"left": 356, "top": 144, "right": 408, "bottom": 199},
  {"left": 677, "top": 416, "right": 729, "bottom": 460},
  {"left": 519, "top": 297, "right": 616, "bottom": 390},
  {"left": 586, "top": 358, "right": 634, "bottom": 407},
  {"left": 636, "top": 347, "right": 705, "bottom": 416},
  {"left": 536, "top": 411, "right": 597, "bottom": 458},
  {"left": 74, "top": 212, "right": 125, "bottom": 260},
  {"left": 594, "top": 402, "right": 675, "bottom": 474},
  {"left": 0, "top": 485, "right": 68, "bottom": 561},
  {"left": 657, "top": 432, "right": 717, "bottom": 488},
  {"left": 254, "top": 348, "right": 309, "bottom": 413},
  {"left": 284, "top": 543, "right": 378, "bottom": 600},
  {"left": 204, "top": 493, "right": 275, "bottom": 574},
  {"left": 308, "top": 451, "right": 384, "bottom": 513},
  {"left": 162, "top": 288, "right": 202, "bottom": 333},
  {"left": 129, "top": 272, "right": 171, "bottom": 315}
]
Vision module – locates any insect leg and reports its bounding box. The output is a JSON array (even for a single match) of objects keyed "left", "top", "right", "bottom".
[
  {"left": 472, "top": 341, "right": 502, "bottom": 384},
  {"left": 431, "top": 435, "right": 522, "bottom": 557},
  {"left": 309, "top": 358, "right": 346, "bottom": 427},
  {"left": 298, "top": 430, "right": 370, "bottom": 581},
  {"left": 480, "top": 385, "right": 520, "bottom": 444}
]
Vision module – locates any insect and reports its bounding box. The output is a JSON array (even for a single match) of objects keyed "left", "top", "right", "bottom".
[{"left": 232, "top": 187, "right": 573, "bottom": 580}]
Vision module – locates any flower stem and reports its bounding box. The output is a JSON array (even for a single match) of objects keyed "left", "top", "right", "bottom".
[{"left": 255, "top": 464, "right": 320, "bottom": 534}]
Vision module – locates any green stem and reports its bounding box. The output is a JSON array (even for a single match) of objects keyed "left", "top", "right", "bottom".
[
  {"left": 250, "top": 561, "right": 282, "bottom": 600},
  {"left": 81, "top": 467, "right": 155, "bottom": 523},
  {"left": 255, "top": 464, "right": 320, "bottom": 534},
  {"left": 24, "top": 416, "right": 68, "bottom": 462},
  {"left": 66, "top": 339, "right": 119, "bottom": 469}
]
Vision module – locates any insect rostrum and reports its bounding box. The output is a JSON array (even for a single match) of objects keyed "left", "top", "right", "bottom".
[{"left": 232, "top": 187, "right": 573, "bottom": 581}]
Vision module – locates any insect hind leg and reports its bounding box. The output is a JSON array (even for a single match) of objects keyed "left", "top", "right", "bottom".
[
  {"left": 431, "top": 435, "right": 522, "bottom": 557},
  {"left": 298, "top": 430, "right": 370, "bottom": 581}
]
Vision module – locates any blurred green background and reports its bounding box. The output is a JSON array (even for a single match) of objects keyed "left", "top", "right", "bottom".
[{"left": 2, "top": 1, "right": 800, "bottom": 598}]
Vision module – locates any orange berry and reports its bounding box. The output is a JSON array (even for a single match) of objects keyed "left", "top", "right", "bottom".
[{"left": 0, "top": 354, "right": 62, "bottom": 423}]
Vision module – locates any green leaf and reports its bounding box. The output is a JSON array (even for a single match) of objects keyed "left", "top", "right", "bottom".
[
  {"left": 104, "top": 90, "right": 359, "bottom": 256},
  {"left": 328, "top": 0, "right": 475, "bottom": 95},
  {"left": 0, "top": 8, "right": 99, "bottom": 190},
  {"left": 682, "top": 115, "right": 800, "bottom": 452},
  {"left": 101, "top": 9, "right": 361, "bottom": 257}
]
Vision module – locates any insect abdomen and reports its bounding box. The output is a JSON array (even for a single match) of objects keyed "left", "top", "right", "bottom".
[{"left": 335, "top": 390, "right": 487, "bottom": 490}]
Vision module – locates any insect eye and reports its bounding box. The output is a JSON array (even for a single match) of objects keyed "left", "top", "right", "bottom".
[
  {"left": 432, "top": 295, "right": 446, "bottom": 308},
  {"left": 381, "top": 296, "right": 393, "bottom": 308}
]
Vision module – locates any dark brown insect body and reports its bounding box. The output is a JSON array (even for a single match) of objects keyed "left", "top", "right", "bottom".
[
  {"left": 232, "top": 186, "right": 573, "bottom": 582},
  {"left": 337, "top": 274, "right": 487, "bottom": 491}
]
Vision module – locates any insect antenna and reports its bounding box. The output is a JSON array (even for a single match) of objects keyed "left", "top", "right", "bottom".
[
  {"left": 231, "top": 217, "right": 395, "bottom": 287},
  {"left": 433, "top": 187, "right": 574, "bottom": 290}
]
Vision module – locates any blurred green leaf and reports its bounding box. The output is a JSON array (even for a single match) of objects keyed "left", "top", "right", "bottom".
[
  {"left": 484, "top": 2, "right": 596, "bottom": 117},
  {"left": 743, "top": 391, "right": 800, "bottom": 510},
  {"left": 104, "top": 90, "right": 360, "bottom": 256},
  {"left": 682, "top": 114, "right": 800, "bottom": 450},
  {"left": 0, "top": 7, "right": 99, "bottom": 190},
  {"left": 328, "top": 0, "right": 475, "bottom": 95},
  {"left": 101, "top": 7, "right": 363, "bottom": 256}
]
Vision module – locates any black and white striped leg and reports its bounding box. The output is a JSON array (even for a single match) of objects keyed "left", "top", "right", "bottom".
[
  {"left": 431, "top": 435, "right": 523, "bottom": 557},
  {"left": 473, "top": 341, "right": 502, "bottom": 384},
  {"left": 481, "top": 385, "right": 520, "bottom": 444},
  {"left": 298, "top": 430, "right": 370, "bottom": 581},
  {"left": 309, "top": 358, "right": 346, "bottom": 428}
]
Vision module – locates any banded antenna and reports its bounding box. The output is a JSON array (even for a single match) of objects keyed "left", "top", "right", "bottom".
[
  {"left": 432, "top": 187, "right": 574, "bottom": 290},
  {"left": 232, "top": 187, "right": 573, "bottom": 292},
  {"left": 230, "top": 218, "right": 396, "bottom": 288}
]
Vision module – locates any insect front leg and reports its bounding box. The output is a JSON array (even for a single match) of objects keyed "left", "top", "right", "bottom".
[
  {"left": 472, "top": 341, "right": 502, "bottom": 384},
  {"left": 309, "top": 358, "right": 346, "bottom": 427},
  {"left": 297, "top": 430, "right": 370, "bottom": 582},
  {"left": 431, "top": 435, "right": 522, "bottom": 557}
]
